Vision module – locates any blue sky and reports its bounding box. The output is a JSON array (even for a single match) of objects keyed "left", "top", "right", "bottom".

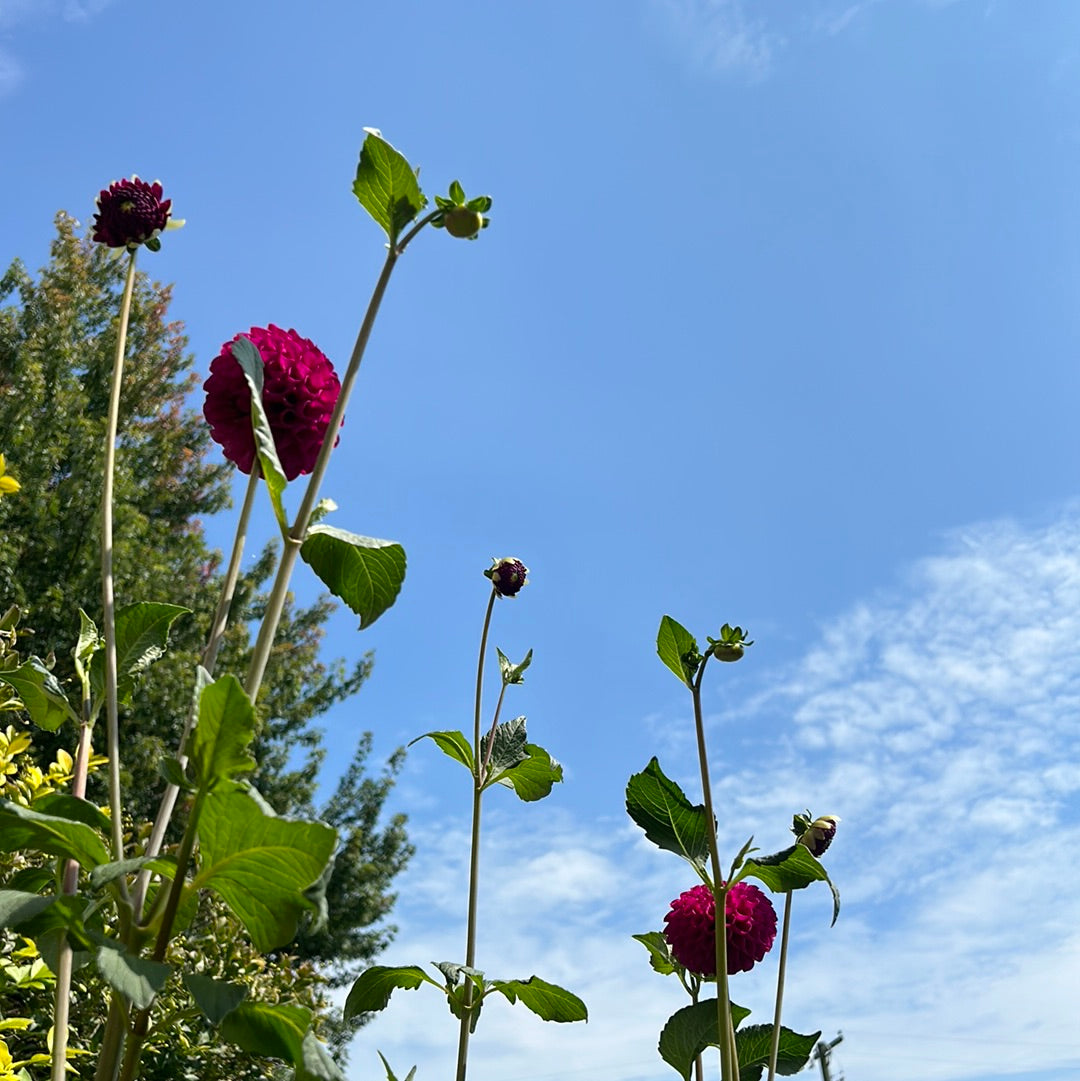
[{"left": 3, "top": 1, "right": 1080, "bottom": 1080}]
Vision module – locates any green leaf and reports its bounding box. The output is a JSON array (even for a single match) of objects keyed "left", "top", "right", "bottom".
[
  {"left": 94, "top": 941, "right": 172, "bottom": 1010},
  {"left": 195, "top": 788, "right": 337, "bottom": 951},
  {"left": 632, "top": 931, "right": 679, "bottom": 976},
  {"left": 656, "top": 616, "right": 699, "bottom": 688},
  {"left": 297, "top": 1031, "right": 347, "bottom": 1081},
  {"left": 497, "top": 647, "right": 533, "bottom": 685},
  {"left": 448, "top": 179, "right": 465, "bottom": 204},
  {"left": 625, "top": 758, "right": 710, "bottom": 871},
  {"left": 300, "top": 525, "right": 406, "bottom": 629},
  {"left": 158, "top": 754, "right": 194, "bottom": 792},
  {"left": 735, "top": 1023, "right": 820, "bottom": 1079},
  {"left": 343, "top": 965, "right": 440, "bottom": 1021},
  {"left": 490, "top": 743, "right": 563, "bottom": 802},
  {"left": 89, "top": 855, "right": 175, "bottom": 892},
  {"left": 352, "top": 130, "right": 427, "bottom": 243},
  {"left": 73, "top": 608, "right": 101, "bottom": 700},
  {"left": 489, "top": 977, "right": 587, "bottom": 1023},
  {"left": 377, "top": 1051, "right": 417, "bottom": 1081},
  {"left": 219, "top": 1001, "right": 311, "bottom": 1063},
  {"left": 411, "top": 730, "right": 475, "bottom": 774},
  {"left": 89, "top": 602, "right": 190, "bottom": 715},
  {"left": 0, "top": 657, "right": 78, "bottom": 731},
  {"left": 482, "top": 715, "right": 529, "bottom": 777},
  {"left": 186, "top": 671, "right": 257, "bottom": 793},
  {"left": 740, "top": 845, "right": 840, "bottom": 925},
  {"left": 230, "top": 337, "right": 289, "bottom": 536},
  {"left": 33, "top": 792, "right": 113, "bottom": 835},
  {"left": 0, "top": 800, "right": 110, "bottom": 868},
  {"left": 0, "top": 890, "right": 55, "bottom": 929},
  {"left": 184, "top": 972, "right": 248, "bottom": 1024},
  {"left": 658, "top": 1000, "right": 753, "bottom": 1081}
]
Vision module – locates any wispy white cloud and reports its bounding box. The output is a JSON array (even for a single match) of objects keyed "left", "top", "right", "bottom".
[
  {"left": 349, "top": 511, "right": 1080, "bottom": 1081},
  {"left": 649, "top": 0, "right": 778, "bottom": 80}
]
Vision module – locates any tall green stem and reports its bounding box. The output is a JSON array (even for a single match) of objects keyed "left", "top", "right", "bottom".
[
  {"left": 690, "top": 658, "right": 736, "bottom": 1081},
  {"left": 766, "top": 892, "right": 794, "bottom": 1081},
  {"left": 101, "top": 250, "right": 138, "bottom": 872},
  {"left": 455, "top": 587, "right": 498, "bottom": 1081}
]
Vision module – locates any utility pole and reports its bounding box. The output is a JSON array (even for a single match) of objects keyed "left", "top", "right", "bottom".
[{"left": 812, "top": 1032, "right": 843, "bottom": 1081}]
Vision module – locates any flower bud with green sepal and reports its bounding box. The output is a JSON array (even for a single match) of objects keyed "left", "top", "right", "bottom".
[
  {"left": 432, "top": 179, "right": 492, "bottom": 240},
  {"left": 707, "top": 623, "right": 754, "bottom": 663}
]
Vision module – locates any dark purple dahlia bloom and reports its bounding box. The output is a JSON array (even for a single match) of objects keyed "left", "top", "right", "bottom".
[
  {"left": 485, "top": 558, "right": 529, "bottom": 597},
  {"left": 795, "top": 815, "right": 840, "bottom": 858},
  {"left": 663, "top": 882, "right": 777, "bottom": 977},
  {"left": 91, "top": 176, "right": 172, "bottom": 250},
  {"left": 203, "top": 325, "right": 342, "bottom": 481}
]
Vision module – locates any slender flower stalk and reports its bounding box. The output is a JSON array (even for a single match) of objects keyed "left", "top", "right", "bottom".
[
  {"left": 767, "top": 891, "right": 794, "bottom": 1081},
  {"left": 689, "top": 655, "right": 737, "bottom": 1081},
  {"left": 455, "top": 585, "right": 498, "bottom": 1081}
]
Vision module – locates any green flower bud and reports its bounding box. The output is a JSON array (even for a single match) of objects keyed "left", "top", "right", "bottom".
[{"left": 443, "top": 207, "right": 484, "bottom": 239}]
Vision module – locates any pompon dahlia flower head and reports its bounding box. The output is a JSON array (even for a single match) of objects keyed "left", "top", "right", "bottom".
[
  {"left": 663, "top": 882, "right": 777, "bottom": 977},
  {"left": 91, "top": 176, "right": 174, "bottom": 251},
  {"left": 203, "top": 325, "right": 342, "bottom": 481}
]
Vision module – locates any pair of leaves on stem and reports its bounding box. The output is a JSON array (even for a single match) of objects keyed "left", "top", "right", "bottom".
[
  {"left": 230, "top": 336, "right": 405, "bottom": 631},
  {"left": 625, "top": 757, "right": 840, "bottom": 923}
]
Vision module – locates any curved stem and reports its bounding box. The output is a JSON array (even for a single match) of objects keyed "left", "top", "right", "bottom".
[
  {"left": 767, "top": 892, "right": 794, "bottom": 1081},
  {"left": 455, "top": 586, "right": 498, "bottom": 1081},
  {"left": 133, "top": 465, "right": 260, "bottom": 915},
  {"left": 101, "top": 250, "right": 138, "bottom": 875},
  {"left": 690, "top": 656, "right": 735, "bottom": 1081}
]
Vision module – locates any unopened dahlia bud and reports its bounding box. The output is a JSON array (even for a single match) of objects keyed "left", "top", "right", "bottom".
[
  {"left": 443, "top": 207, "right": 484, "bottom": 239},
  {"left": 793, "top": 813, "right": 840, "bottom": 857},
  {"left": 91, "top": 176, "right": 172, "bottom": 251},
  {"left": 203, "top": 325, "right": 342, "bottom": 481},
  {"left": 662, "top": 882, "right": 777, "bottom": 977},
  {"left": 484, "top": 558, "right": 529, "bottom": 598}
]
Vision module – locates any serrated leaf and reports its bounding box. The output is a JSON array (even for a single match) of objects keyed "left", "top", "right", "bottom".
[
  {"left": 89, "top": 602, "right": 190, "bottom": 715},
  {"left": 0, "top": 657, "right": 78, "bottom": 731},
  {"left": 353, "top": 131, "right": 427, "bottom": 243},
  {"left": 194, "top": 788, "right": 336, "bottom": 951},
  {"left": 658, "top": 1000, "right": 753, "bottom": 1081},
  {"left": 343, "top": 965, "right": 439, "bottom": 1021},
  {"left": 94, "top": 941, "right": 172, "bottom": 1010},
  {"left": 657, "top": 616, "right": 699, "bottom": 688},
  {"left": 491, "top": 743, "right": 563, "bottom": 802},
  {"left": 0, "top": 800, "right": 110, "bottom": 868},
  {"left": 489, "top": 977, "right": 587, "bottom": 1023},
  {"left": 184, "top": 972, "right": 248, "bottom": 1024},
  {"left": 300, "top": 525, "right": 406, "bottom": 629},
  {"left": 186, "top": 672, "right": 257, "bottom": 793},
  {"left": 735, "top": 1023, "right": 820, "bottom": 1079},
  {"left": 740, "top": 845, "right": 840, "bottom": 925},
  {"left": 411, "top": 730, "right": 475, "bottom": 774},
  {"left": 496, "top": 647, "right": 532, "bottom": 685},
  {"left": 230, "top": 337, "right": 289, "bottom": 534},
  {"left": 482, "top": 715, "right": 529, "bottom": 777},
  {"left": 632, "top": 931, "right": 679, "bottom": 976},
  {"left": 625, "top": 758, "right": 710, "bottom": 871}
]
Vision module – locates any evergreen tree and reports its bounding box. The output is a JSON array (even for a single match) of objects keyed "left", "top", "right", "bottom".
[{"left": 0, "top": 215, "right": 412, "bottom": 1029}]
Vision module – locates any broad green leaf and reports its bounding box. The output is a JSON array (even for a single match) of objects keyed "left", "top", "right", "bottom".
[
  {"left": 0, "top": 800, "right": 109, "bottom": 868},
  {"left": 300, "top": 525, "right": 406, "bottom": 629},
  {"left": 231, "top": 337, "right": 289, "bottom": 536},
  {"left": 632, "top": 931, "right": 679, "bottom": 976},
  {"left": 352, "top": 130, "right": 427, "bottom": 243},
  {"left": 158, "top": 754, "right": 194, "bottom": 792},
  {"left": 490, "top": 743, "right": 563, "bottom": 802},
  {"left": 740, "top": 845, "right": 840, "bottom": 925},
  {"left": 343, "top": 965, "right": 439, "bottom": 1021},
  {"left": 94, "top": 941, "right": 172, "bottom": 1010},
  {"left": 433, "top": 961, "right": 483, "bottom": 989},
  {"left": 298, "top": 1031, "right": 347, "bottom": 1081},
  {"left": 735, "top": 1023, "right": 820, "bottom": 1079},
  {"left": 497, "top": 647, "right": 532, "bottom": 685},
  {"left": 73, "top": 608, "right": 101, "bottom": 699},
  {"left": 658, "top": 1000, "right": 753, "bottom": 1081},
  {"left": 33, "top": 792, "right": 112, "bottom": 835},
  {"left": 195, "top": 788, "right": 336, "bottom": 951},
  {"left": 411, "top": 730, "right": 475, "bottom": 774},
  {"left": 482, "top": 715, "right": 529, "bottom": 777},
  {"left": 625, "top": 758, "right": 710, "bottom": 871},
  {"left": 219, "top": 1001, "right": 311, "bottom": 1063},
  {"left": 0, "top": 890, "right": 55, "bottom": 929},
  {"left": 89, "top": 602, "right": 190, "bottom": 715},
  {"left": 656, "top": 615, "right": 699, "bottom": 688},
  {"left": 0, "top": 657, "right": 78, "bottom": 731},
  {"left": 89, "top": 855, "right": 175, "bottom": 892},
  {"left": 186, "top": 671, "right": 257, "bottom": 793},
  {"left": 184, "top": 973, "right": 248, "bottom": 1024},
  {"left": 489, "top": 977, "right": 588, "bottom": 1023}
]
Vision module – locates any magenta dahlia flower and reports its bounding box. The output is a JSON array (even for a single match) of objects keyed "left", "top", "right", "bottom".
[
  {"left": 663, "top": 882, "right": 777, "bottom": 977},
  {"left": 203, "top": 325, "right": 342, "bottom": 481},
  {"left": 92, "top": 176, "right": 172, "bottom": 251},
  {"left": 485, "top": 557, "right": 528, "bottom": 597}
]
